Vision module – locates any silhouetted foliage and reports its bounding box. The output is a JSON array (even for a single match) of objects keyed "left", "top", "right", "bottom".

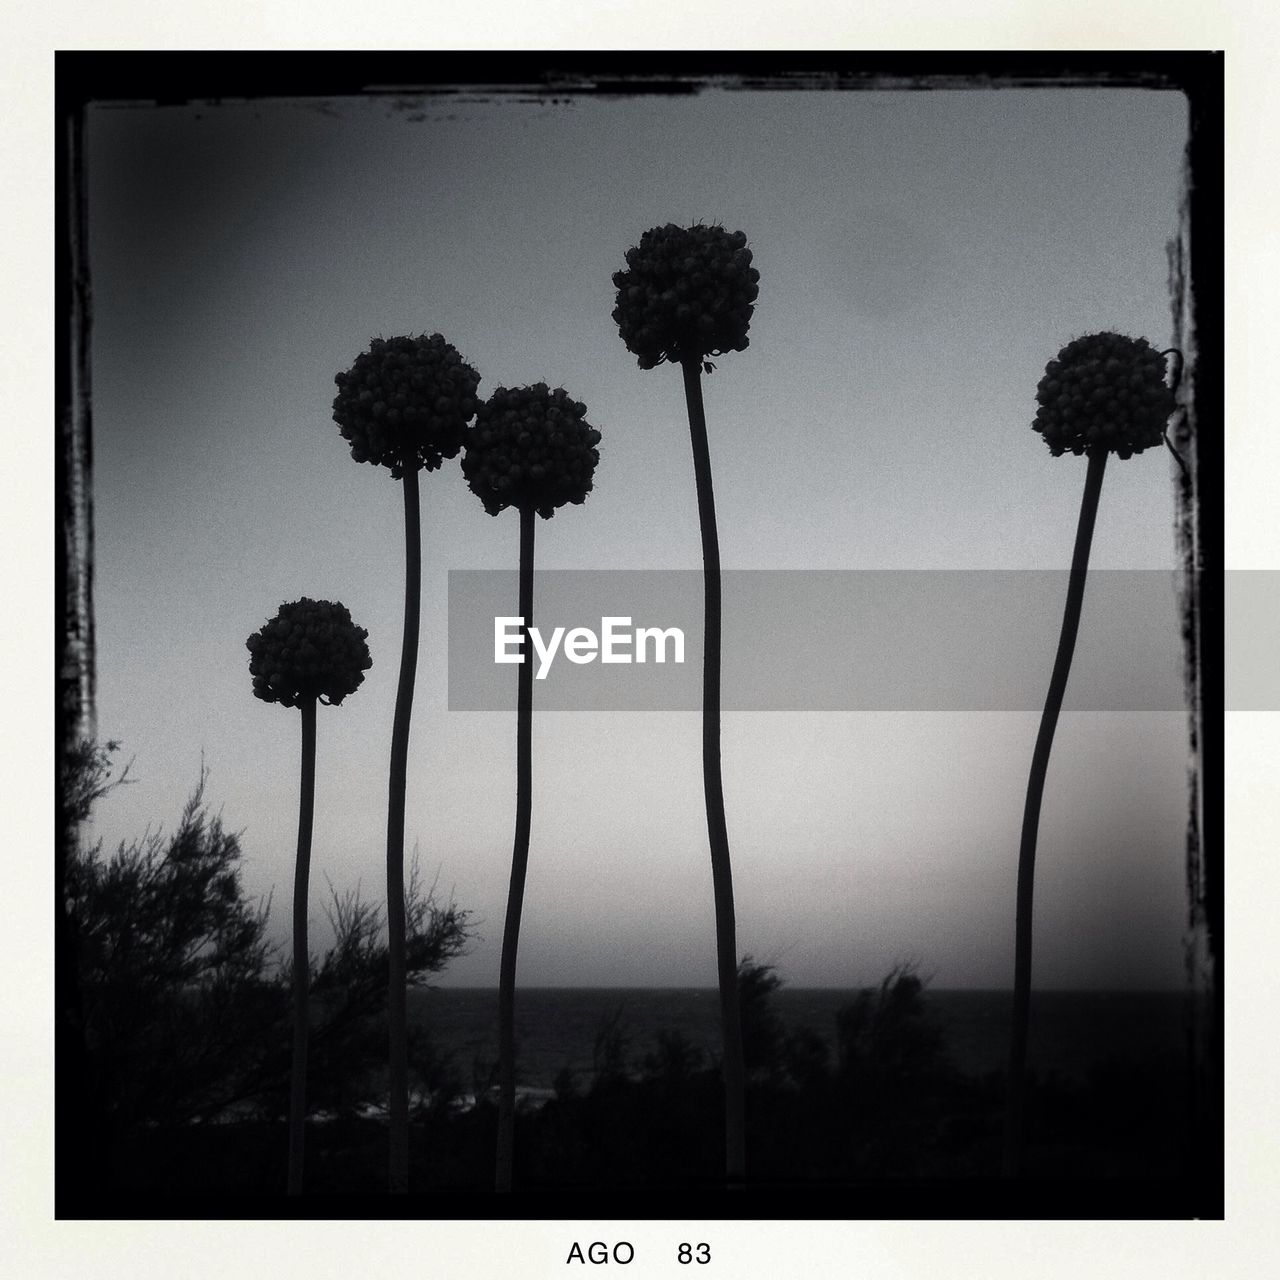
[
  {"left": 781, "top": 1024, "right": 831, "bottom": 1093},
  {"left": 738, "top": 956, "right": 787, "bottom": 1081},
  {"left": 553, "top": 1063, "right": 580, "bottom": 1102},
  {"left": 78, "top": 936, "right": 1194, "bottom": 1199},
  {"left": 590, "top": 1003, "right": 633, "bottom": 1093},
  {"left": 67, "top": 754, "right": 279, "bottom": 1127},
  {"left": 509, "top": 958, "right": 973, "bottom": 1189},
  {"left": 60, "top": 738, "right": 132, "bottom": 834},
  {"left": 64, "top": 743, "right": 474, "bottom": 1142},
  {"left": 65, "top": 755, "right": 1194, "bottom": 1201},
  {"left": 642, "top": 1029, "right": 705, "bottom": 1086},
  {"left": 835, "top": 962, "right": 947, "bottom": 1089},
  {"left": 307, "top": 858, "right": 473, "bottom": 1120}
]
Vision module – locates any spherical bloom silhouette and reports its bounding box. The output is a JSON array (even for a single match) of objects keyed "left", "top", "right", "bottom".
[
  {"left": 1032, "top": 331, "right": 1175, "bottom": 460},
  {"left": 247, "top": 598, "right": 372, "bottom": 708},
  {"left": 461, "top": 383, "right": 601, "bottom": 519},
  {"left": 611, "top": 223, "right": 759, "bottom": 369},
  {"left": 333, "top": 334, "right": 481, "bottom": 478}
]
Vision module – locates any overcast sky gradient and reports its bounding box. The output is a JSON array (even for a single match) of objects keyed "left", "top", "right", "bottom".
[{"left": 84, "top": 84, "right": 1191, "bottom": 988}]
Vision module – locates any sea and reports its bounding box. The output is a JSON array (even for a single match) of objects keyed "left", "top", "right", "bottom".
[{"left": 410, "top": 986, "right": 1201, "bottom": 1106}]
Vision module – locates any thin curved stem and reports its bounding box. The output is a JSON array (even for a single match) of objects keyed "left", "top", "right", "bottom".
[
  {"left": 287, "top": 696, "right": 317, "bottom": 1195},
  {"left": 387, "top": 454, "right": 421, "bottom": 1193},
  {"left": 1003, "top": 448, "right": 1107, "bottom": 1177},
  {"left": 1161, "top": 348, "right": 1189, "bottom": 481},
  {"left": 680, "top": 355, "right": 746, "bottom": 1187},
  {"left": 1164, "top": 431, "right": 1190, "bottom": 481},
  {"left": 496, "top": 503, "right": 535, "bottom": 1192}
]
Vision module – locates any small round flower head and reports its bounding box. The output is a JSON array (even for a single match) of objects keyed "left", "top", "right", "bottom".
[
  {"left": 1032, "top": 332, "right": 1175, "bottom": 460},
  {"left": 333, "top": 334, "right": 481, "bottom": 478},
  {"left": 246, "top": 598, "right": 373, "bottom": 708},
  {"left": 461, "top": 383, "right": 601, "bottom": 519},
  {"left": 611, "top": 223, "right": 759, "bottom": 369}
]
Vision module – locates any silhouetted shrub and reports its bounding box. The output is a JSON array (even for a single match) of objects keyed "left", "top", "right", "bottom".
[
  {"left": 835, "top": 963, "right": 947, "bottom": 1090},
  {"left": 553, "top": 1064, "right": 580, "bottom": 1102},
  {"left": 67, "top": 755, "right": 281, "bottom": 1128},
  {"left": 643, "top": 1029, "right": 705, "bottom": 1087},
  {"left": 307, "top": 859, "right": 472, "bottom": 1120},
  {"left": 590, "top": 1003, "right": 633, "bottom": 1093},
  {"left": 781, "top": 1024, "right": 831, "bottom": 1093},
  {"left": 65, "top": 743, "right": 473, "bottom": 1138},
  {"left": 738, "top": 957, "right": 788, "bottom": 1082}
]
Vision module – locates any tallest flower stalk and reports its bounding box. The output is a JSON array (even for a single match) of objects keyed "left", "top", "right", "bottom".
[
  {"left": 612, "top": 222, "right": 760, "bottom": 1186},
  {"left": 333, "top": 334, "right": 480, "bottom": 1192}
]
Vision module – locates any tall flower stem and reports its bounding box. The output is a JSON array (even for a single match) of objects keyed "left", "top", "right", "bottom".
[
  {"left": 680, "top": 355, "right": 746, "bottom": 1186},
  {"left": 287, "top": 695, "right": 317, "bottom": 1195},
  {"left": 496, "top": 503, "right": 535, "bottom": 1193},
  {"left": 1004, "top": 448, "right": 1107, "bottom": 1176},
  {"left": 387, "top": 449, "right": 422, "bottom": 1193},
  {"left": 248, "top": 599, "right": 370, "bottom": 1190}
]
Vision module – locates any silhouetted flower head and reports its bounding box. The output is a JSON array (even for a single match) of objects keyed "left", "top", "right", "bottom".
[
  {"left": 247, "top": 598, "right": 372, "bottom": 708},
  {"left": 333, "top": 334, "right": 481, "bottom": 478},
  {"left": 461, "top": 383, "right": 601, "bottom": 519},
  {"left": 1032, "top": 332, "right": 1175, "bottom": 459},
  {"left": 611, "top": 223, "right": 759, "bottom": 369}
]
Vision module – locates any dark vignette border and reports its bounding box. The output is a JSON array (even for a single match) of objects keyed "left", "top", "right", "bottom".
[{"left": 54, "top": 50, "right": 1224, "bottom": 1223}]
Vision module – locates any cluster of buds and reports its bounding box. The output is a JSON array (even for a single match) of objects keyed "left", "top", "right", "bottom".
[
  {"left": 461, "top": 383, "right": 601, "bottom": 518},
  {"left": 247, "top": 598, "right": 372, "bottom": 708},
  {"left": 1032, "top": 332, "right": 1175, "bottom": 459},
  {"left": 333, "top": 334, "right": 481, "bottom": 478},
  {"left": 611, "top": 223, "right": 759, "bottom": 369}
]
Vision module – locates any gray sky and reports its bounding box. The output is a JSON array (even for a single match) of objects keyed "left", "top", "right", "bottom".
[{"left": 84, "top": 84, "right": 1191, "bottom": 988}]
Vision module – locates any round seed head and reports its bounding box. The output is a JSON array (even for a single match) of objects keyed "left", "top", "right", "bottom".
[
  {"left": 246, "top": 598, "right": 372, "bottom": 708},
  {"left": 612, "top": 223, "right": 758, "bottom": 368},
  {"left": 461, "top": 384, "right": 601, "bottom": 519},
  {"left": 1032, "top": 332, "right": 1175, "bottom": 458},
  {"left": 332, "top": 334, "right": 481, "bottom": 478}
]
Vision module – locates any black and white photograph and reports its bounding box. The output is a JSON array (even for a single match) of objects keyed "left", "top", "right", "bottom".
[{"left": 42, "top": 45, "right": 1238, "bottom": 1266}]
